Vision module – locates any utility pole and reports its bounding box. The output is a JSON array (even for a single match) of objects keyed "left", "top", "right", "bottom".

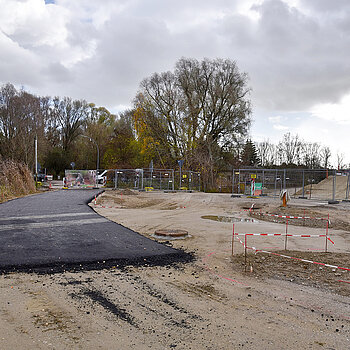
[{"left": 35, "top": 136, "right": 38, "bottom": 187}]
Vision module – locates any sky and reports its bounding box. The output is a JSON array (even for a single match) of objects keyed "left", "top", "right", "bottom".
[{"left": 0, "top": 0, "right": 349, "bottom": 166}]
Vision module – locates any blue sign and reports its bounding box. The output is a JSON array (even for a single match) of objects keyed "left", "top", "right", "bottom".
[{"left": 177, "top": 160, "right": 184, "bottom": 168}]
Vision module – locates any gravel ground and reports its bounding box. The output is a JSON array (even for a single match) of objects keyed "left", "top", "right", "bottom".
[{"left": 0, "top": 190, "right": 349, "bottom": 349}]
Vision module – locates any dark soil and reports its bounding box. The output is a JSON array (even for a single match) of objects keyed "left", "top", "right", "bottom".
[{"left": 231, "top": 250, "right": 350, "bottom": 297}]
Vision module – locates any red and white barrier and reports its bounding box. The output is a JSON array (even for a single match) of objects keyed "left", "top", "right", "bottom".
[
  {"left": 253, "top": 249, "right": 350, "bottom": 272},
  {"left": 255, "top": 212, "right": 329, "bottom": 222},
  {"left": 232, "top": 226, "right": 349, "bottom": 273},
  {"left": 236, "top": 233, "right": 330, "bottom": 238}
]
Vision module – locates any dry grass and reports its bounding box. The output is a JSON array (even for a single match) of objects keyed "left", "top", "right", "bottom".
[{"left": 0, "top": 159, "right": 36, "bottom": 202}]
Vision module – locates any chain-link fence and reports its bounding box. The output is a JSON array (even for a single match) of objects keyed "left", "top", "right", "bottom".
[
  {"left": 113, "top": 169, "right": 200, "bottom": 191},
  {"left": 232, "top": 168, "right": 350, "bottom": 201},
  {"left": 65, "top": 168, "right": 201, "bottom": 191}
]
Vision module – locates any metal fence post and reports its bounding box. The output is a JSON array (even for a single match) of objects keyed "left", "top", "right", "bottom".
[
  {"left": 332, "top": 169, "right": 336, "bottom": 202},
  {"left": 262, "top": 169, "right": 265, "bottom": 196},
  {"left": 274, "top": 169, "right": 277, "bottom": 197},
  {"left": 238, "top": 169, "right": 241, "bottom": 194},
  {"left": 172, "top": 169, "right": 175, "bottom": 191},
  {"left": 346, "top": 172, "right": 350, "bottom": 200},
  {"left": 141, "top": 169, "right": 144, "bottom": 190},
  {"left": 232, "top": 169, "right": 235, "bottom": 194},
  {"left": 302, "top": 169, "right": 305, "bottom": 198},
  {"left": 115, "top": 169, "right": 118, "bottom": 189}
]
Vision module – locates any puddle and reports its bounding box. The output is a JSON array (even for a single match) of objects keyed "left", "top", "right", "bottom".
[{"left": 201, "top": 215, "right": 258, "bottom": 223}]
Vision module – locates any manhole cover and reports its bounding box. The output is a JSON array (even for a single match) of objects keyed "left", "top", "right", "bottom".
[{"left": 154, "top": 229, "right": 188, "bottom": 238}]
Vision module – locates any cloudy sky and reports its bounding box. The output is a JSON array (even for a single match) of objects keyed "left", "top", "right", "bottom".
[{"left": 1, "top": 0, "right": 349, "bottom": 166}]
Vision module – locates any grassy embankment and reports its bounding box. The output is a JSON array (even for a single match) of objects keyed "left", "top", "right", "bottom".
[{"left": 0, "top": 159, "right": 36, "bottom": 203}]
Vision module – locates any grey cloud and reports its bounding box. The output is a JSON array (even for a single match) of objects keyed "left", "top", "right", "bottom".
[
  {"left": 300, "top": 0, "right": 350, "bottom": 14},
  {"left": 229, "top": 0, "right": 350, "bottom": 110},
  {"left": 2, "top": 0, "right": 350, "bottom": 115},
  {"left": 42, "top": 62, "right": 72, "bottom": 84},
  {"left": 0, "top": 31, "right": 42, "bottom": 87},
  {"left": 62, "top": 15, "right": 173, "bottom": 105}
]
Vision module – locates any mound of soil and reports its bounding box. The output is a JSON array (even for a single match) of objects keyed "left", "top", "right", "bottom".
[{"left": 115, "top": 189, "right": 139, "bottom": 196}]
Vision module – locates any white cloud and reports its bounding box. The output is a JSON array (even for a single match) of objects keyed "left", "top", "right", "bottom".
[
  {"left": 273, "top": 124, "right": 289, "bottom": 131},
  {"left": 268, "top": 115, "right": 286, "bottom": 123},
  {"left": 0, "top": 0, "right": 69, "bottom": 47},
  {"left": 311, "top": 93, "right": 350, "bottom": 125}
]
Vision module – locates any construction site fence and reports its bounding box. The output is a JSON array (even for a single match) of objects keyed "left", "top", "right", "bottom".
[
  {"left": 64, "top": 169, "right": 97, "bottom": 188},
  {"left": 75, "top": 168, "right": 201, "bottom": 191},
  {"left": 232, "top": 168, "right": 350, "bottom": 202}
]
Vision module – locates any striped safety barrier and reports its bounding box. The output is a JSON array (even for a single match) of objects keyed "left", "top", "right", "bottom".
[
  {"left": 237, "top": 233, "right": 327, "bottom": 237},
  {"left": 234, "top": 233, "right": 347, "bottom": 272},
  {"left": 254, "top": 212, "right": 329, "bottom": 222},
  {"left": 254, "top": 249, "right": 350, "bottom": 272}
]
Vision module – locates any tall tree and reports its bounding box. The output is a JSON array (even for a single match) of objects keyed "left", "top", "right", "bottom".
[
  {"left": 104, "top": 110, "right": 144, "bottom": 169},
  {"left": 320, "top": 146, "right": 331, "bottom": 169},
  {"left": 52, "top": 97, "right": 88, "bottom": 152},
  {"left": 135, "top": 57, "right": 251, "bottom": 187}
]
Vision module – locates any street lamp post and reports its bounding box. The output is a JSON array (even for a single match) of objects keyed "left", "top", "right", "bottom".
[{"left": 80, "top": 135, "right": 99, "bottom": 187}]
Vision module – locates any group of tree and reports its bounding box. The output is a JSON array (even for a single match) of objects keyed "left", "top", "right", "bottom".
[
  {"left": 0, "top": 57, "right": 344, "bottom": 191},
  {"left": 0, "top": 58, "right": 252, "bottom": 189},
  {"left": 0, "top": 84, "right": 150, "bottom": 177},
  {"left": 247, "top": 133, "right": 335, "bottom": 169}
]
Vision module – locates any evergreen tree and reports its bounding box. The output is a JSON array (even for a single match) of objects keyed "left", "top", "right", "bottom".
[{"left": 241, "top": 139, "right": 260, "bottom": 166}]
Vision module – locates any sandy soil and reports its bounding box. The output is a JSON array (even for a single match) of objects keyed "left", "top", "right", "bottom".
[{"left": 0, "top": 190, "right": 349, "bottom": 349}]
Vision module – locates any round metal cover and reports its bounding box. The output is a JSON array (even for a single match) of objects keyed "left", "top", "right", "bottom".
[{"left": 154, "top": 229, "right": 188, "bottom": 238}]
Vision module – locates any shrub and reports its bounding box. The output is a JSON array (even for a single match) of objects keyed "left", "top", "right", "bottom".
[{"left": 0, "top": 159, "right": 36, "bottom": 202}]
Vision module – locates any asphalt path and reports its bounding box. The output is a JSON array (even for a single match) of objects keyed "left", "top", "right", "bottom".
[{"left": 0, "top": 190, "right": 189, "bottom": 273}]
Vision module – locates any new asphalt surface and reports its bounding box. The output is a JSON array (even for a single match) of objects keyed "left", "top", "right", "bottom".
[{"left": 0, "top": 190, "right": 189, "bottom": 273}]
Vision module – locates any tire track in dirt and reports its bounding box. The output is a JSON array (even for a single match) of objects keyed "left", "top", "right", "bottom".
[{"left": 64, "top": 270, "right": 204, "bottom": 341}]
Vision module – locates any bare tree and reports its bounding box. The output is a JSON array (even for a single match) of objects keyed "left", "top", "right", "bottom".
[
  {"left": 135, "top": 57, "right": 251, "bottom": 188},
  {"left": 0, "top": 84, "right": 46, "bottom": 168},
  {"left": 0, "top": 83, "right": 18, "bottom": 159},
  {"left": 256, "top": 140, "right": 276, "bottom": 167},
  {"left": 302, "top": 142, "right": 321, "bottom": 169},
  {"left": 276, "top": 133, "right": 302, "bottom": 165},
  {"left": 320, "top": 146, "right": 331, "bottom": 169},
  {"left": 52, "top": 97, "right": 88, "bottom": 152},
  {"left": 337, "top": 152, "right": 345, "bottom": 170}
]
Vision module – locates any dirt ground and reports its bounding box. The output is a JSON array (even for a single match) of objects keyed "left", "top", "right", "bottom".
[{"left": 0, "top": 190, "right": 349, "bottom": 349}]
